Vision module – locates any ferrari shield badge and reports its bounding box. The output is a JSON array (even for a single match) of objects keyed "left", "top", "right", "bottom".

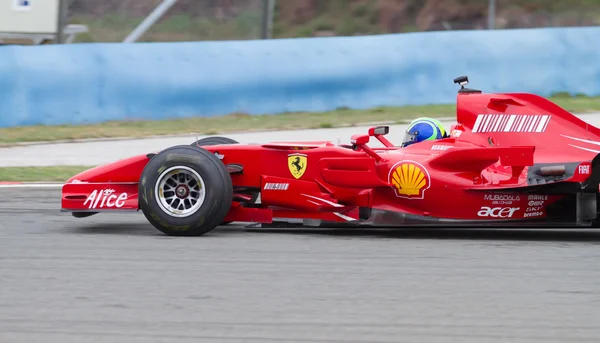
[
  {"left": 388, "top": 160, "right": 431, "bottom": 199},
  {"left": 288, "top": 153, "right": 307, "bottom": 179}
]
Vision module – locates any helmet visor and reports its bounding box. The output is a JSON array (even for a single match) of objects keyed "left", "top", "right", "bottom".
[{"left": 401, "top": 130, "right": 418, "bottom": 147}]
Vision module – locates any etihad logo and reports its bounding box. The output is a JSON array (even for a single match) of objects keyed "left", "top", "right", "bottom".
[{"left": 388, "top": 161, "right": 431, "bottom": 199}]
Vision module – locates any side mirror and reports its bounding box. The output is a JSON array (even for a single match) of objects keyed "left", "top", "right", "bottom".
[
  {"left": 368, "top": 125, "right": 394, "bottom": 147},
  {"left": 453, "top": 75, "right": 469, "bottom": 88},
  {"left": 368, "top": 126, "right": 389, "bottom": 136},
  {"left": 351, "top": 134, "right": 370, "bottom": 145},
  {"left": 453, "top": 75, "right": 482, "bottom": 94}
]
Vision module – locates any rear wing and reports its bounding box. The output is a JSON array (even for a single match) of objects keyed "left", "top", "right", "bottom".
[
  {"left": 450, "top": 76, "right": 600, "bottom": 162},
  {"left": 456, "top": 92, "right": 600, "bottom": 134}
]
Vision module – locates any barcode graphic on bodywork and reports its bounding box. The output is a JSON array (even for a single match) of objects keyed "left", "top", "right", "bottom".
[{"left": 472, "top": 114, "right": 551, "bottom": 133}]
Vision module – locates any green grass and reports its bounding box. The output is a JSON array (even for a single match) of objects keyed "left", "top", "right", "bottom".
[
  {"left": 0, "top": 105, "right": 448, "bottom": 144},
  {"left": 2, "top": 95, "right": 600, "bottom": 145},
  {"left": 0, "top": 166, "right": 94, "bottom": 182},
  {"left": 69, "top": 11, "right": 263, "bottom": 43}
]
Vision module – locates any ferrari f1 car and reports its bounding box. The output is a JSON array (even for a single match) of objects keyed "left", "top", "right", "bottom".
[{"left": 61, "top": 76, "right": 600, "bottom": 236}]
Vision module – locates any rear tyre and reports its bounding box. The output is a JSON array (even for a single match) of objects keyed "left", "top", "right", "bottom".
[{"left": 138, "top": 145, "right": 233, "bottom": 236}]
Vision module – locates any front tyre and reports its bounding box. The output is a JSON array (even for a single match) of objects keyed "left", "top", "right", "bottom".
[
  {"left": 138, "top": 145, "right": 233, "bottom": 236},
  {"left": 191, "top": 136, "right": 238, "bottom": 147},
  {"left": 191, "top": 136, "right": 258, "bottom": 225}
]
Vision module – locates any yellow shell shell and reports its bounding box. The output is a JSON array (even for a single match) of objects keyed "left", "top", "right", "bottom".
[{"left": 391, "top": 163, "right": 427, "bottom": 196}]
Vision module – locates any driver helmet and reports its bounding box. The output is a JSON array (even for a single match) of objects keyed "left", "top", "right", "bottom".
[{"left": 401, "top": 117, "right": 448, "bottom": 147}]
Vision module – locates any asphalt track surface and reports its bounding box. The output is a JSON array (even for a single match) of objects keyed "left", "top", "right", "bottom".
[{"left": 2, "top": 187, "right": 600, "bottom": 343}]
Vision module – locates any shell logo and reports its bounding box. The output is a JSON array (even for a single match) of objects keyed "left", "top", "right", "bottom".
[{"left": 388, "top": 161, "right": 431, "bottom": 199}]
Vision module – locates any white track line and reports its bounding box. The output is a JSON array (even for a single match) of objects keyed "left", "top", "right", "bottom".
[{"left": 0, "top": 183, "right": 63, "bottom": 189}]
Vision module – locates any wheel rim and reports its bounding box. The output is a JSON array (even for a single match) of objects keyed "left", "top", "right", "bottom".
[{"left": 155, "top": 166, "right": 206, "bottom": 218}]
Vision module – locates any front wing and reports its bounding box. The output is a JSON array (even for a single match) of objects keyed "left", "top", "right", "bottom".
[
  {"left": 61, "top": 179, "right": 363, "bottom": 224},
  {"left": 62, "top": 182, "right": 139, "bottom": 212}
]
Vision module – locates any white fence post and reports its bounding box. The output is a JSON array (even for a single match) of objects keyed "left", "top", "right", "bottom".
[
  {"left": 123, "top": 0, "right": 179, "bottom": 43},
  {"left": 56, "top": 0, "right": 67, "bottom": 43},
  {"left": 488, "top": 0, "right": 496, "bottom": 29}
]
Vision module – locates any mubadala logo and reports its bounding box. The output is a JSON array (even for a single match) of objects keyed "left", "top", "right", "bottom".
[
  {"left": 83, "top": 189, "right": 128, "bottom": 209},
  {"left": 484, "top": 194, "right": 520, "bottom": 205},
  {"left": 477, "top": 206, "right": 520, "bottom": 218},
  {"left": 484, "top": 194, "right": 520, "bottom": 201}
]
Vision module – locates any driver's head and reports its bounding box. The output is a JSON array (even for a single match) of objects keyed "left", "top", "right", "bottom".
[{"left": 401, "top": 117, "right": 447, "bottom": 147}]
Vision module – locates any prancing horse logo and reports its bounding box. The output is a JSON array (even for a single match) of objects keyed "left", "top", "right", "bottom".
[{"left": 287, "top": 153, "right": 307, "bottom": 179}]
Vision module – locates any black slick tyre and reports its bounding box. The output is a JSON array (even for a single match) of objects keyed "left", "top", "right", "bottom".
[
  {"left": 191, "top": 136, "right": 238, "bottom": 225},
  {"left": 138, "top": 145, "right": 233, "bottom": 236},
  {"left": 190, "top": 136, "right": 253, "bottom": 225},
  {"left": 191, "top": 136, "right": 238, "bottom": 147}
]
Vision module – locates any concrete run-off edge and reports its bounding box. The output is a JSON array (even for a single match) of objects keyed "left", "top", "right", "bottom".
[
  {"left": 0, "top": 118, "right": 441, "bottom": 148},
  {"left": 1, "top": 113, "right": 600, "bottom": 169}
]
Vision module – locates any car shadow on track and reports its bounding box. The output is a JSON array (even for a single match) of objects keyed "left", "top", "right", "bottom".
[
  {"left": 68, "top": 223, "right": 162, "bottom": 236},
  {"left": 68, "top": 222, "right": 600, "bottom": 243},
  {"left": 232, "top": 226, "right": 600, "bottom": 243}
]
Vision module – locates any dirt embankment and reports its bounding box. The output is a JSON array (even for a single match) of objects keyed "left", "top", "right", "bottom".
[{"left": 67, "top": 0, "right": 598, "bottom": 33}]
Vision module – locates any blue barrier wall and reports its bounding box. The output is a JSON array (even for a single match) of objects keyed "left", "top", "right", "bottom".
[{"left": 1, "top": 26, "right": 600, "bottom": 128}]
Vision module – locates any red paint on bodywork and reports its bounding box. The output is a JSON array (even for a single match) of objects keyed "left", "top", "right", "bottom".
[
  {"left": 61, "top": 90, "right": 600, "bottom": 224},
  {"left": 66, "top": 154, "right": 151, "bottom": 184}
]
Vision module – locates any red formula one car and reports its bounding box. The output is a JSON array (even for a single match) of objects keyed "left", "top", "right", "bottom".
[{"left": 61, "top": 76, "right": 600, "bottom": 236}]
